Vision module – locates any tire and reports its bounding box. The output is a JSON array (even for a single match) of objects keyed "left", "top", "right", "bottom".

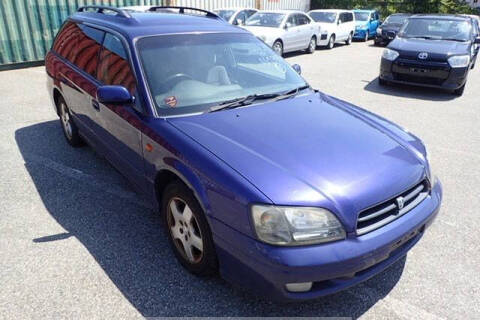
[
  {"left": 272, "top": 40, "right": 283, "bottom": 56},
  {"left": 58, "top": 97, "right": 83, "bottom": 147},
  {"left": 378, "top": 77, "right": 388, "bottom": 86},
  {"left": 326, "top": 35, "right": 335, "bottom": 49},
  {"left": 346, "top": 33, "right": 353, "bottom": 45},
  {"left": 364, "top": 31, "right": 370, "bottom": 42},
  {"left": 453, "top": 83, "right": 466, "bottom": 96},
  {"left": 162, "top": 181, "right": 218, "bottom": 276},
  {"left": 307, "top": 36, "right": 316, "bottom": 54}
]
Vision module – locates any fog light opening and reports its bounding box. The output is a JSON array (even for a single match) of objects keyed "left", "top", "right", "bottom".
[{"left": 285, "top": 282, "right": 313, "bottom": 293}]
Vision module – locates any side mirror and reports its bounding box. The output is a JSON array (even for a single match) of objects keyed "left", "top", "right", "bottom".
[
  {"left": 292, "top": 64, "right": 301, "bottom": 75},
  {"left": 97, "top": 85, "right": 134, "bottom": 105}
]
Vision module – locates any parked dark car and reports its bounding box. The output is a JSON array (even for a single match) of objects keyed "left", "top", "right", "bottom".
[
  {"left": 46, "top": 6, "right": 442, "bottom": 301},
  {"left": 374, "top": 13, "right": 412, "bottom": 46},
  {"left": 380, "top": 14, "right": 480, "bottom": 96}
]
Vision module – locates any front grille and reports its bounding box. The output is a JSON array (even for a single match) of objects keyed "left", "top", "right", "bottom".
[
  {"left": 393, "top": 73, "right": 445, "bottom": 86},
  {"left": 356, "top": 180, "right": 429, "bottom": 235}
]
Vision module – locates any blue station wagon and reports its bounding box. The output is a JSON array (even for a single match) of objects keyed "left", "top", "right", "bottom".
[{"left": 46, "top": 6, "right": 442, "bottom": 301}]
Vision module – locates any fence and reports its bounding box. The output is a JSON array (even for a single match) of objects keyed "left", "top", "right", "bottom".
[{"left": 0, "top": 0, "right": 310, "bottom": 69}]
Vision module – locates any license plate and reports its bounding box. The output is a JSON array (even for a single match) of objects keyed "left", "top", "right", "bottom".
[{"left": 410, "top": 67, "right": 430, "bottom": 73}]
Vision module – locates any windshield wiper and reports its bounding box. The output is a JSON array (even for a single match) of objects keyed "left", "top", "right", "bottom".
[
  {"left": 208, "top": 93, "right": 279, "bottom": 113},
  {"left": 441, "top": 38, "right": 467, "bottom": 42},
  {"left": 208, "top": 85, "right": 310, "bottom": 113}
]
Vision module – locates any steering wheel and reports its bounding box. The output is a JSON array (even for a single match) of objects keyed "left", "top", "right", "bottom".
[{"left": 161, "top": 73, "right": 193, "bottom": 91}]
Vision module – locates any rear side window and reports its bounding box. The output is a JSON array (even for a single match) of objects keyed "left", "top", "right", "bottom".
[
  {"left": 97, "top": 33, "right": 136, "bottom": 94},
  {"left": 52, "top": 21, "right": 79, "bottom": 63},
  {"left": 72, "top": 25, "right": 104, "bottom": 77},
  {"left": 297, "top": 14, "right": 311, "bottom": 25}
]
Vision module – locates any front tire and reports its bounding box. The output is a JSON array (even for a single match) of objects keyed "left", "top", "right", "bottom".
[
  {"left": 272, "top": 40, "right": 283, "bottom": 56},
  {"left": 364, "top": 31, "right": 370, "bottom": 42},
  {"left": 162, "top": 181, "right": 218, "bottom": 276},
  {"left": 58, "top": 97, "right": 82, "bottom": 147},
  {"left": 326, "top": 35, "right": 335, "bottom": 49},
  {"left": 307, "top": 36, "right": 316, "bottom": 54}
]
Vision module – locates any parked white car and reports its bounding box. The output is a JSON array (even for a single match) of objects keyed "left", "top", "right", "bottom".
[
  {"left": 242, "top": 10, "right": 320, "bottom": 56},
  {"left": 214, "top": 8, "right": 258, "bottom": 25},
  {"left": 308, "top": 9, "right": 355, "bottom": 49}
]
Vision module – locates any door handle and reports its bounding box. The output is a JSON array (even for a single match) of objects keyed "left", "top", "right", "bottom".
[{"left": 92, "top": 100, "right": 100, "bottom": 111}]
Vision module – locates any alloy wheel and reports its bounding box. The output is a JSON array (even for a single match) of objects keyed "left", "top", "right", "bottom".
[
  {"left": 60, "top": 103, "right": 72, "bottom": 139},
  {"left": 167, "top": 197, "right": 204, "bottom": 264},
  {"left": 273, "top": 41, "right": 283, "bottom": 56}
]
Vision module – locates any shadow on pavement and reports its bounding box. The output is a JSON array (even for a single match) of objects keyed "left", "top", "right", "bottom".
[
  {"left": 16, "top": 120, "right": 407, "bottom": 318},
  {"left": 364, "top": 77, "right": 457, "bottom": 101}
]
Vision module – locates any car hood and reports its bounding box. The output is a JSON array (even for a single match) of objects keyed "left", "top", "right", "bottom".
[
  {"left": 389, "top": 37, "right": 470, "bottom": 58},
  {"left": 168, "top": 92, "right": 426, "bottom": 232}
]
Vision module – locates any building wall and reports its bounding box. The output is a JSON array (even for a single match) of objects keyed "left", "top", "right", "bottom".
[{"left": 0, "top": 0, "right": 310, "bottom": 67}]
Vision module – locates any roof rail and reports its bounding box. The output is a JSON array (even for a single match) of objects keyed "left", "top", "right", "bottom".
[
  {"left": 77, "top": 6, "right": 132, "bottom": 19},
  {"left": 147, "top": 6, "right": 220, "bottom": 19}
]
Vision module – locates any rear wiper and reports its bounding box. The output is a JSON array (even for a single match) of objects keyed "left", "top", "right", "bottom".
[{"left": 208, "top": 85, "right": 310, "bottom": 113}]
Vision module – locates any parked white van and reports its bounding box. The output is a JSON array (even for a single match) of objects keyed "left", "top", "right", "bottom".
[{"left": 308, "top": 9, "right": 356, "bottom": 49}]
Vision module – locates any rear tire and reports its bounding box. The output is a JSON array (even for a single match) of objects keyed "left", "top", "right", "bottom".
[
  {"left": 453, "top": 83, "right": 466, "bottom": 96},
  {"left": 58, "top": 97, "right": 83, "bottom": 147},
  {"left": 162, "top": 181, "right": 218, "bottom": 276}
]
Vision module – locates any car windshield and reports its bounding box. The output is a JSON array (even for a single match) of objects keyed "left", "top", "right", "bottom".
[
  {"left": 215, "top": 10, "right": 236, "bottom": 21},
  {"left": 309, "top": 12, "right": 337, "bottom": 23},
  {"left": 136, "top": 33, "right": 308, "bottom": 116},
  {"left": 354, "top": 12, "right": 370, "bottom": 21},
  {"left": 245, "top": 12, "right": 285, "bottom": 27},
  {"left": 384, "top": 15, "right": 409, "bottom": 24},
  {"left": 399, "top": 18, "right": 472, "bottom": 41}
]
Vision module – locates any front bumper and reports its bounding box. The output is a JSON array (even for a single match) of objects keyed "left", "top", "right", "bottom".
[
  {"left": 354, "top": 29, "right": 369, "bottom": 39},
  {"left": 374, "top": 32, "right": 395, "bottom": 45},
  {"left": 212, "top": 181, "right": 442, "bottom": 301},
  {"left": 380, "top": 57, "right": 469, "bottom": 90}
]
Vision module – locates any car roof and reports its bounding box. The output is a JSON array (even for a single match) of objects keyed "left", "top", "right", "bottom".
[
  {"left": 308, "top": 9, "right": 352, "bottom": 13},
  {"left": 409, "top": 14, "right": 471, "bottom": 21},
  {"left": 70, "top": 10, "right": 249, "bottom": 39},
  {"left": 260, "top": 10, "right": 305, "bottom": 15}
]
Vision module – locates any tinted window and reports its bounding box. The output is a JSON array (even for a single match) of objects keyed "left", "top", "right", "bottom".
[
  {"left": 52, "top": 21, "right": 79, "bottom": 63},
  {"left": 354, "top": 12, "right": 370, "bottom": 21},
  {"left": 235, "top": 11, "right": 247, "bottom": 25},
  {"left": 245, "top": 12, "right": 285, "bottom": 27},
  {"left": 98, "top": 33, "right": 136, "bottom": 93},
  {"left": 297, "top": 14, "right": 310, "bottom": 25},
  {"left": 346, "top": 12, "right": 354, "bottom": 22},
  {"left": 72, "top": 25, "right": 104, "bottom": 77},
  {"left": 136, "top": 33, "right": 307, "bottom": 116},
  {"left": 399, "top": 18, "right": 472, "bottom": 41},
  {"left": 287, "top": 14, "right": 298, "bottom": 27},
  {"left": 309, "top": 12, "right": 337, "bottom": 23}
]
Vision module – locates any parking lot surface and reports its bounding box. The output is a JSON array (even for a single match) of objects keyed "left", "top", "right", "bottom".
[{"left": 1, "top": 41, "right": 479, "bottom": 319}]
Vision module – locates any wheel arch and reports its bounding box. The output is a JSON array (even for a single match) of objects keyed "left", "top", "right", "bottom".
[{"left": 52, "top": 88, "right": 63, "bottom": 116}]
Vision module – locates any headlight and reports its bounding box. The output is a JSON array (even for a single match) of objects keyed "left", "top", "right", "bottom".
[
  {"left": 448, "top": 55, "right": 470, "bottom": 68},
  {"left": 382, "top": 48, "right": 399, "bottom": 61},
  {"left": 377, "top": 27, "right": 382, "bottom": 34},
  {"left": 251, "top": 205, "right": 346, "bottom": 246},
  {"left": 426, "top": 152, "right": 437, "bottom": 186}
]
